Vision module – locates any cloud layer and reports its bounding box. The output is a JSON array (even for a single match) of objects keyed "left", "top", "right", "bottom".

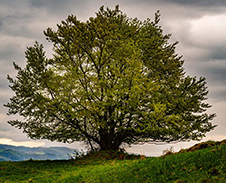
[{"left": 0, "top": 0, "right": 225, "bottom": 155}]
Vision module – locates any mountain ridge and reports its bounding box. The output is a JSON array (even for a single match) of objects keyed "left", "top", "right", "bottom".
[{"left": 0, "top": 144, "right": 77, "bottom": 161}]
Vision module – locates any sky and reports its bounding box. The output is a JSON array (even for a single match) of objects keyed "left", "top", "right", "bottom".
[{"left": 0, "top": 0, "right": 226, "bottom": 156}]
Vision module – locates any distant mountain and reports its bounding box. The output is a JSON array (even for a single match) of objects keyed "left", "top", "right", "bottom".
[{"left": 0, "top": 144, "right": 77, "bottom": 161}]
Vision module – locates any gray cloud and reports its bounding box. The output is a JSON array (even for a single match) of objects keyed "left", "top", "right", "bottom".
[
  {"left": 209, "top": 68, "right": 226, "bottom": 83},
  {"left": 165, "top": 0, "right": 226, "bottom": 7},
  {"left": 211, "top": 47, "right": 226, "bottom": 60},
  {"left": 209, "top": 88, "right": 226, "bottom": 101},
  {"left": 195, "top": 59, "right": 226, "bottom": 102},
  {"left": 0, "top": 0, "right": 226, "bottom": 155},
  {"left": 203, "top": 66, "right": 226, "bottom": 86},
  {"left": 29, "top": 0, "right": 90, "bottom": 20},
  {"left": 29, "top": 0, "right": 87, "bottom": 9}
]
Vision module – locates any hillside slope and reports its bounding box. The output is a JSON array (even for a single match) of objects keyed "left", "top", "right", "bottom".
[{"left": 0, "top": 140, "right": 225, "bottom": 182}]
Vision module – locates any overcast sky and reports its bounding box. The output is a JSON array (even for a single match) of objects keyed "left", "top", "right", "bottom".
[{"left": 0, "top": 0, "right": 226, "bottom": 156}]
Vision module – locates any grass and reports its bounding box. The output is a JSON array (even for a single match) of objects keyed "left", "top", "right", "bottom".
[{"left": 0, "top": 140, "right": 226, "bottom": 182}]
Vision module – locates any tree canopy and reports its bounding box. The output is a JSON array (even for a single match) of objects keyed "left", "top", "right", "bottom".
[{"left": 5, "top": 5, "right": 216, "bottom": 151}]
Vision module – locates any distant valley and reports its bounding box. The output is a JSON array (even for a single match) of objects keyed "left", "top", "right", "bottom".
[{"left": 0, "top": 144, "right": 77, "bottom": 161}]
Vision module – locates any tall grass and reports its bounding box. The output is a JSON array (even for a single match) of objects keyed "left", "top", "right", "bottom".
[{"left": 0, "top": 141, "right": 226, "bottom": 182}]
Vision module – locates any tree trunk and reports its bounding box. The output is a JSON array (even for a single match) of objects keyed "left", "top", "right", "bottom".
[
  {"left": 99, "top": 133, "right": 122, "bottom": 151},
  {"left": 99, "top": 141, "right": 120, "bottom": 151}
]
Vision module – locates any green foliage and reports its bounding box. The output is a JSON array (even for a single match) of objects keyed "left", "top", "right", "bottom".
[
  {"left": 5, "top": 5, "right": 216, "bottom": 150},
  {"left": 0, "top": 141, "right": 226, "bottom": 182}
]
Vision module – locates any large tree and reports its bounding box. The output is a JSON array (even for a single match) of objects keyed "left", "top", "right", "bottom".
[{"left": 5, "top": 6, "right": 216, "bottom": 151}]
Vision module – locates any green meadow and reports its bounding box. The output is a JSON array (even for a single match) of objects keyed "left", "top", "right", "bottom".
[{"left": 0, "top": 140, "right": 226, "bottom": 183}]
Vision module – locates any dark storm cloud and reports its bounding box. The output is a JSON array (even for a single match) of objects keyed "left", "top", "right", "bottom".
[
  {"left": 29, "top": 0, "right": 86, "bottom": 9},
  {"left": 165, "top": 0, "right": 226, "bottom": 7},
  {"left": 29, "top": 0, "right": 89, "bottom": 19},
  {"left": 0, "top": 20, "right": 2, "bottom": 28},
  {"left": 203, "top": 65, "right": 226, "bottom": 84},
  {"left": 196, "top": 58, "right": 226, "bottom": 101},
  {"left": 211, "top": 47, "right": 226, "bottom": 60}
]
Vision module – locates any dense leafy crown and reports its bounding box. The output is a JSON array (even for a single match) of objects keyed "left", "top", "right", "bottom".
[{"left": 5, "top": 5, "right": 216, "bottom": 150}]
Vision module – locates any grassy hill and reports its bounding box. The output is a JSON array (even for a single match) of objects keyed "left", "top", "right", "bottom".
[{"left": 0, "top": 140, "right": 226, "bottom": 182}]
